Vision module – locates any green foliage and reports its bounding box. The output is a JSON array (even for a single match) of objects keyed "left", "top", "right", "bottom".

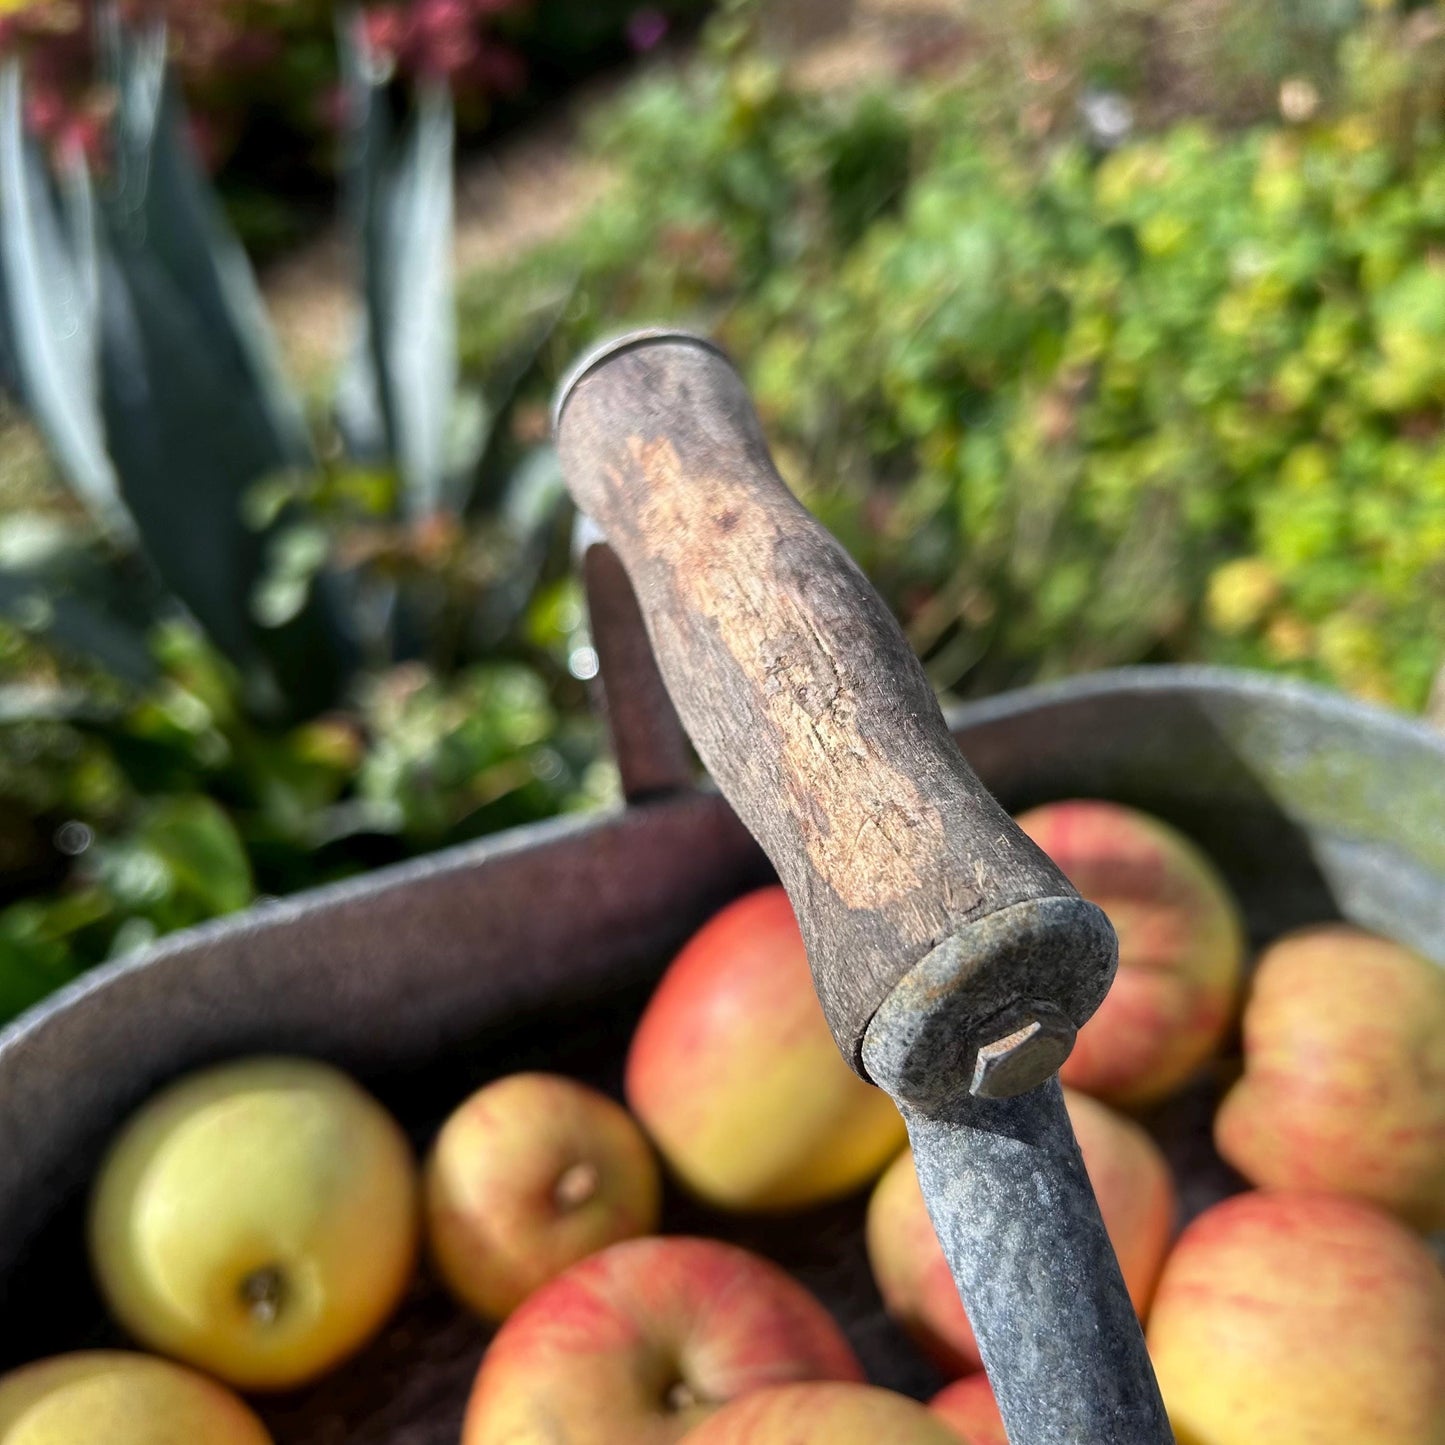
[
  {"left": 465, "top": 4, "right": 1445, "bottom": 710},
  {"left": 0, "top": 28, "right": 352, "bottom": 716},
  {"left": 0, "top": 18, "right": 572, "bottom": 709},
  {"left": 0, "top": 614, "right": 601, "bottom": 993},
  {"left": 336, "top": 15, "right": 463, "bottom": 520}
]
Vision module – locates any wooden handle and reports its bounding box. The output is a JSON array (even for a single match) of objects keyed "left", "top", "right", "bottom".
[{"left": 555, "top": 333, "right": 1116, "bottom": 1090}]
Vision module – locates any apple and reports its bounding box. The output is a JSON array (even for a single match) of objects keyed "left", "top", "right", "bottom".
[
  {"left": 462, "top": 1235, "right": 863, "bottom": 1445},
  {"left": 1148, "top": 1191, "right": 1445, "bottom": 1444},
  {"left": 1215, "top": 925, "right": 1445, "bottom": 1232},
  {"left": 625, "top": 886, "right": 906, "bottom": 1211},
  {"left": 1016, "top": 800, "right": 1245, "bottom": 1106},
  {"left": 0, "top": 1352, "right": 271, "bottom": 1445},
  {"left": 89, "top": 1056, "right": 419, "bottom": 1391},
  {"left": 931, "top": 1374, "right": 1007, "bottom": 1445},
  {"left": 866, "top": 1087, "right": 1175, "bottom": 1374},
  {"left": 425, "top": 1071, "right": 662, "bottom": 1319},
  {"left": 683, "top": 1382, "right": 967, "bottom": 1444}
]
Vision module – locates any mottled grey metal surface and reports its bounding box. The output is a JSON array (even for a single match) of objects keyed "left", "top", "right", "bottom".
[
  {"left": 896, "top": 1084, "right": 1172, "bottom": 1444},
  {"left": 867, "top": 990, "right": 1172, "bottom": 1444},
  {"left": 861, "top": 897, "right": 1116, "bottom": 1104}
]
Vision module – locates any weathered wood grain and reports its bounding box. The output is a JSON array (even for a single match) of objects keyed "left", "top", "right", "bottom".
[{"left": 555, "top": 335, "right": 1116, "bottom": 1077}]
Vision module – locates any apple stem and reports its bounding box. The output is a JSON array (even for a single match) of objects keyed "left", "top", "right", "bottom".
[
  {"left": 553, "top": 1160, "right": 601, "bottom": 1210},
  {"left": 239, "top": 1266, "right": 287, "bottom": 1326}
]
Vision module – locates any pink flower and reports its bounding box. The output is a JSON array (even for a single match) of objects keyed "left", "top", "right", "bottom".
[
  {"left": 413, "top": 0, "right": 480, "bottom": 60},
  {"left": 409, "top": 0, "right": 481, "bottom": 78},
  {"left": 55, "top": 111, "right": 105, "bottom": 166},
  {"left": 362, "top": 4, "right": 407, "bottom": 61},
  {"left": 23, "top": 88, "right": 67, "bottom": 141}
]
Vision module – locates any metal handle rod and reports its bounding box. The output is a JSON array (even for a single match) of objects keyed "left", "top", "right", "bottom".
[{"left": 864, "top": 967, "right": 1174, "bottom": 1445}]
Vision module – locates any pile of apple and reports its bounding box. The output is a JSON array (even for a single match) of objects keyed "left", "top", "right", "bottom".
[{"left": 1, "top": 800, "right": 1443, "bottom": 1445}]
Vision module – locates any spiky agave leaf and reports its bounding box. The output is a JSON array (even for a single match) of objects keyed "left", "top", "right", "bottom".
[
  {"left": 0, "top": 63, "right": 126, "bottom": 535},
  {"left": 88, "top": 24, "right": 355, "bottom": 716},
  {"left": 101, "top": 20, "right": 312, "bottom": 468},
  {"left": 336, "top": 11, "right": 462, "bottom": 521}
]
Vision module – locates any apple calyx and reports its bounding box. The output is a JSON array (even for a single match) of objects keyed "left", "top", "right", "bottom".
[
  {"left": 553, "top": 1160, "right": 601, "bottom": 1211},
  {"left": 238, "top": 1266, "right": 288, "bottom": 1327},
  {"left": 665, "top": 1379, "right": 705, "bottom": 1412}
]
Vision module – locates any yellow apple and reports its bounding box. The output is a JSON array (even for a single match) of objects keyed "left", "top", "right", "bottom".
[
  {"left": 0, "top": 1352, "right": 271, "bottom": 1445},
  {"left": 425, "top": 1071, "right": 661, "bottom": 1319},
  {"left": 625, "top": 887, "right": 906, "bottom": 1211},
  {"left": 89, "top": 1056, "right": 419, "bottom": 1390},
  {"left": 1148, "top": 1191, "right": 1445, "bottom": 1445},
  {"left": 1215, "top": 925, "right": 1445, "bottom": 1232}
]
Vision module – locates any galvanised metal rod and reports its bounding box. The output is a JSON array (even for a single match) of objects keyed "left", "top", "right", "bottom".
[{"left": 865, "top": 997, "right": 1174, "bottom": 1445}]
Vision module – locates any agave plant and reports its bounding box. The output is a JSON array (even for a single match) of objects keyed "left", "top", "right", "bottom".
[
  {"left": 0, "top": 9, "right": 568, "bottom": 721},
  {"left": 0, "top": 11, "right": 583, "bottom": 1010}
]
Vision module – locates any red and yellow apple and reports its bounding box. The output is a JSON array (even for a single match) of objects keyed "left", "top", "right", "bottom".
[
  {"left": 1215, "top": 925, "right": 1445, "bottom": 1232},
  {"left": 931, "top": 1374, "right": 1007, "bottom": 1445},
  {"left": 625, "top": 887, "right": 905, "bottom": 1211},
  {"left": 867, "top": 1087, "right": 1175, "bottom": 1374},
  {"left": 0, "top": 1352, "right": 272, "bottom": 1445},
  {"left": 1148, "top": 1191, "right": 1445, "bottom": 1445},
  {"left": 683, "top": 1382, "right": 968, "bottom": 1444},
  {"left": 462, "top": 1235, "right": 863, "bottom": 1445},
  {"left": 425, "top": 1071, "right": 660, "bottom": 1319},
  {"left": 1016, "top": 800, "right": 1245, "bottom": 1106},
  {"left": 89, "top": 1056, "right": 419, "bottom": 1390}
]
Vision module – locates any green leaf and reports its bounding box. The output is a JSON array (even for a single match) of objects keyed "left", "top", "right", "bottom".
[
  {"left": 89, "top": 29, "right": 355, "bottom": 716},
  {"left": 103, "top": 23, "right": 313, "bottom": 467},
  {"left": 0, "top": 512, "right": 158, "bottom": 685},
  {"left": 92, "top": 796, "right": 253, "bottom": 928},
  {"left": 0, "top": 211, "right": 16, "bottom": 400},
  {"left": 0, "top": 684, "right": 111, "bottom": 725},
  {"left": 0, "top": 899, "right": 91, "bottom": 1025},
  {"left": 134, "top": 796, "right": 254, "bottom": 917}
]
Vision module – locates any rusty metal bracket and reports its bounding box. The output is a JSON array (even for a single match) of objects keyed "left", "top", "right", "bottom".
[{"left": 575, "top": 515, "right": 695, "bottom": 804}]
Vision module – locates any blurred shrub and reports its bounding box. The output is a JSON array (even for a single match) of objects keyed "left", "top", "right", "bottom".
[{"left": 466, "top": 0, "right": 1445, "bottom": 710}]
